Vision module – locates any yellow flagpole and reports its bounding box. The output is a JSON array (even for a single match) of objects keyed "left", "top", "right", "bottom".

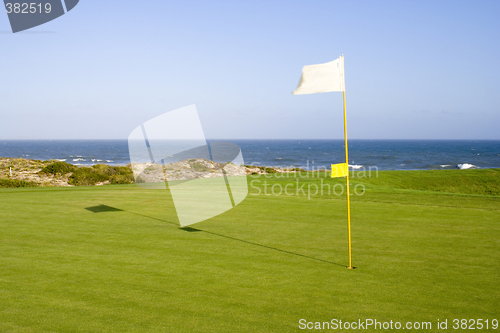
[{"left": 343, "top": 90, "right": 354, "bottom": 269}]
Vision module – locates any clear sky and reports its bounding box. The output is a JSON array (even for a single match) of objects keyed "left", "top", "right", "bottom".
[{"left": 1, "top": 0, "right": 499, "bottom": 140}]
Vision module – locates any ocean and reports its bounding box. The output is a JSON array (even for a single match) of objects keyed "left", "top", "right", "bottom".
[{"left": 0, "top": 140, "right": 499, "bottom": 171}]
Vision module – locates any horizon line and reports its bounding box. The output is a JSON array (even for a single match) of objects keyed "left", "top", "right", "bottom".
[{"left": 0, "top": 138, "right": 499, "bottom": 141}]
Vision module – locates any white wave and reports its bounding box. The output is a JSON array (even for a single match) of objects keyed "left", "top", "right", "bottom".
[
  {"left": 457, "top": 163, "right": 476, "bottom": 169},
  {"left": 56, "top": 159, "right": 67, "bottom": 162},
  {"left": 440, "top": 164, "right": 451, "bottom": 167},
  {"left": 348, "top": 164, "right": 363, "bottom": 169},
  {"left": 106, "top": 160, "right": 113, "bottom": 162},
  {"left": 276, "top": 158, "right": 282, "bottom": 160},
  {"left": 73, "top": 158, "right": 85, "bottom": 161}
]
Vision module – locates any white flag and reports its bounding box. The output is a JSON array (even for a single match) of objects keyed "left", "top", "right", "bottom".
[{"left": 292, "top": 55, "right": 345, "bottom": 95}]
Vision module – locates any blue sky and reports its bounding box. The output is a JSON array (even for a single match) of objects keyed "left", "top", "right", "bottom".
[{"left": 0, "top": 0, "right": 499, "bottom": 140}]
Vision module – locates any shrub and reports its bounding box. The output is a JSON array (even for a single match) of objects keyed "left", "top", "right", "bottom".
[
  {"left": 284, "top": 167, "right": 307, "bottom": 172},
  {"left": 109, "top": 175, "right": 133, "bottom": 184},
  {"left": 264, "top": 167, "right": 276, "bottom": 174},
  {"left": 244, "top": 165, "right": 265, "bottom": 169},
  {"left": 0, "top": 179, "right": 38, "bottom": 188},
  {"left": 40, "top": 161, "right": 78, "bottom": 175},
  {"left": 69, "top": 167, "right": 108, "bottom": 186},
  {"left": 192, "top": 163, "right": 210, "bottom": 172},
  {"left": 68, "top": 164, "right": 134, "bottom": 186}
]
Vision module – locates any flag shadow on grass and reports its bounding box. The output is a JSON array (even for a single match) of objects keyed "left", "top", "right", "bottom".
[
  {"left": 85, "top": 205, "right": 179, "bottom": 225},
  {"left": 86, "top": 205, "right": 345, "bottom": 267},
  {"left": 186, "top": 227, "right": 346, "bottom": 267},
  {"left": 86, "top": 205, "right": 124, "bottom": 213}
]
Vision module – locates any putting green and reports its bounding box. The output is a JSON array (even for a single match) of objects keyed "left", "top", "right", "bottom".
[{"left": 0, "top": 169, "right": 499, "bottom": 332}]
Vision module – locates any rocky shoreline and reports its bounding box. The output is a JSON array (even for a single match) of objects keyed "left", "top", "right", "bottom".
[{"left": 0, "top": 157, "right": 308, "bottom": 187}]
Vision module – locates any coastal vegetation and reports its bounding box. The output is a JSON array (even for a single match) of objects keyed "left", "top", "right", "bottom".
[
  {"left": 40, "top": 161, "right": 78, "bottom": 175},
  {"left": 1, "top": 158, "right": 294, "bottom": 187},
  {"left": 0, "top": 178, "right": 38, "bottom": 188},
  {"left": 1, "top": 157, "right": 499, "bottom": 196},
  {"left": 0, "top": 158, "right": 134, "bottom": 187},
  {"left": 68, "top": 164, "right": 134, "bottom": 186}
]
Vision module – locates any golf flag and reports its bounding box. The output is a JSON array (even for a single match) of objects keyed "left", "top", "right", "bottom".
[
  {"left": 331, "top": 163, "right": 348, "bottom": 178},
  {"left": 292, "top": 56, "right": 345, "bottom": 95},
  {"left": 293, "top": 54, "right": 355, "bottom": 269}
]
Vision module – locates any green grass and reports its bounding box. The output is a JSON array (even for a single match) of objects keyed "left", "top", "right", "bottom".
[
  {"left": 358, "top": 168, "right": 500, "bottom": 195},
  {"left": 0, "top": 169, "right": 499, "bottom": 332}
]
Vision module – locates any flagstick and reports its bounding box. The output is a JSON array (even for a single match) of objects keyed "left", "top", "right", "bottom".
[{"left": 343, "top": 91, "right": 354, "bottom": 269}]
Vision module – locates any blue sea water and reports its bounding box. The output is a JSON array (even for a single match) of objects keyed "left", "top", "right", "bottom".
[{"left": 0, "top": 140, "right": 499, "bottom": 171}]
